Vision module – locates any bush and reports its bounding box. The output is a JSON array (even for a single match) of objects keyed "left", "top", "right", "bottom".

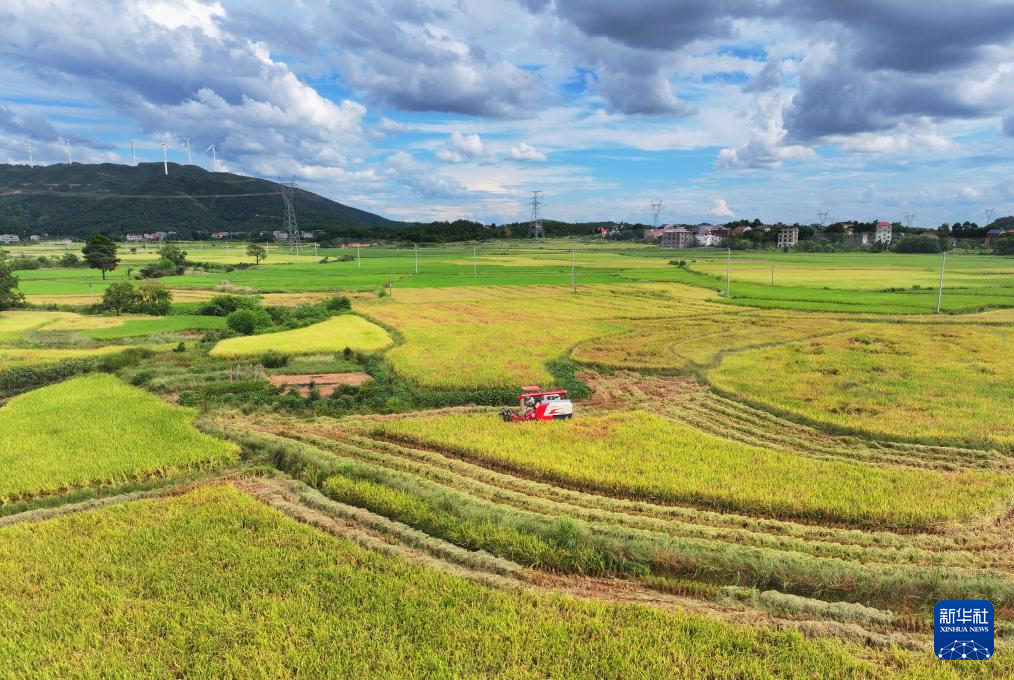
[
  {"left": 260, "top": 350, "right": 289, "bottom": 368},
  {"left": 894, "top": 235, "right": 944, "bottom": 253},
  {"left": 101, "top": 281, "right": 142, "bottom": 314},
  {"left": 995, "top": 235, "right": 1014, "bottom": 256},
  {"left": 226, "top": 308, "right": 272, "bottom": 335},
  {"left": 199, "top": 294, "right": 261, "bottom": 316},
  {"left": 173, "top": 342, "right": 187, "bottom": 353},
  {"left": 324, "top": 295, "right": 351, "bottom": 312},
  {"left": 9, "top": 257, "right": 42, "bottom": 270}
]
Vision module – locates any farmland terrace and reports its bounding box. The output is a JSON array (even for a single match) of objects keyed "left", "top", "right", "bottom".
[{"left": 1, "top": 240, "right": 1011, "bottom": 677}]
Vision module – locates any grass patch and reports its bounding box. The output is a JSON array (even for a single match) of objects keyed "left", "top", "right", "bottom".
[
  {"left": 371, "top": 411, "right": 1014, "bottom": 530},
  {"left": 0, "top": 374, "right": 238, "bottom": 504},
  {"left": 209, "top": 315, "right": 392, "bottom": 358},
  {"left": 88, "top": 314, "right": 227, "bottom": 339}
]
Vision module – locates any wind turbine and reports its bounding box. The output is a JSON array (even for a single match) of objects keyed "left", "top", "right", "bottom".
[
  {"left": 183, "top": 137, "right": 192, "bottom": 165},
  {"left": 128, "top": 140, "right": 136, "bottom": 165},
  {"left": 24, "top": 143, "right": 33, "bottom": 168},
  {"left": 62, "top": 138, "right": 72, "bottom": 164},
  {"left": 160, "top": 140, "right": 168, "bottom": 175},
  {"left": 205, "top": 144, "right": 217, "bottom": 172}
]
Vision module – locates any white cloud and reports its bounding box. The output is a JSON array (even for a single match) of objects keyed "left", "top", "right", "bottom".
[
  {"left": 709, "top": 198, "right": 735, "bottom": 217},
  {"left": 436, "top": 132, "right": 484, "bottom": 163},
  {"left": 508, "top": 142, "right": 547, "bottom": 161}
]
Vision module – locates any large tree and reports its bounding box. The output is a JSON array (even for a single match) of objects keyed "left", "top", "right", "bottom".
[
  {"left": 0, "top": 259, "right": 25, "bottom": 310},
  {"left": 246, "top": 243, "right": 267, "bottom": 265},
  {"left": 82, "top": 234, "right": 120, "bottom": 280}
]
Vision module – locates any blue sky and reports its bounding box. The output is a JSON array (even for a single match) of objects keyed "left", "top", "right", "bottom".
[{"left": 1, "top": 0, "right": 1013, "bottom": 226}]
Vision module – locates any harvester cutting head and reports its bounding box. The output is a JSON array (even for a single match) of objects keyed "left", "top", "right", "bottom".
[{"left": 500, "top": 386, "right": 574, "bottom": 422}]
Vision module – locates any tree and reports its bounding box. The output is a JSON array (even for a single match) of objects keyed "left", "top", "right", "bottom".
[
  {"left": 226, "top": 308, "right": 272, "bottom": 335},
  {"left": 996, "top": 235, "right": 1014, "bottom": 256},
  {"left": 0, "top": 259, "right": 25, "bottom": 310},
  {"left": 247, "top": 243, "right": 267, "bottom": 265},
  {"left": 158, "top": 244, "right": 188, "bottom": 268},
  {"left": 137, "top": 280, "right": 172, "bottom": 315},
  {"left": 101, "top": 281, "right": 142, "bottom": 314},
  {"left": 82, "top": 234, "right": 119, "bottom": 279},
  {"left": 59, "top": 252, "right": 82, "bottom": 267}
]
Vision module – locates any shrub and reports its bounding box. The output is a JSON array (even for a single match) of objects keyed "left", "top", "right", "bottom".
[
  {"left": 260, "top": 350, "right": 289, "bottom": 368},
  {"left": 226, "top": 308, "right": 272, "bottom": 335},
  {"left": 324, "top": 295, "right": 351, "bottom": 312},
  {"left": 101, "top": 281, "right": 142, "bottom": 314},
  {"left": 173, "top": 342, "right": 187, "bottom": 353},
  {"left": 199, "top": 294, "right": 260, "bottom": 317}
]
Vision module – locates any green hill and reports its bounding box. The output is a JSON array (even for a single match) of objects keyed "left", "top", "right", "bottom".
[{"left": 0, "top": 162, "right": 396, "bottom": 238}]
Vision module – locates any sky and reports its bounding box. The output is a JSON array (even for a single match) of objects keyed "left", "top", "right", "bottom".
[{"left": 1, "top": 0, "right": 1013, "bottom": 226}]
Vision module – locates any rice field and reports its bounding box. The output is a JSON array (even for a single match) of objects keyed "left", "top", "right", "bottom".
[
  {"left": 706, "top": 323, "right": 1014, "bottom": 451},
  {"left": 209, "top": 314, "right": 393, "bottom": 358},
  {"left": 370, "top": 410, "right": 1014, "bottom": 529},
  {"left": 87, "top": 314, "right": 226, "bottom": 339},
  {"left": 359, "top": 285, "right": 716, "bottom": 387},
  {"left": 0, "top": 484, "right": 1000, "bottom": 678},
  {"left": 0, "top": 345, "right": 134, "bottom": 367},
  {"left": 0, "top": 374, "right": 238, "bottom": 503}
]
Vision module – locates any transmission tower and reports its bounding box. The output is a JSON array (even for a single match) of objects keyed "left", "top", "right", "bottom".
[
  {"left": 817, "top": 211, "right": 830, "bottom": 227},
  {"left": 985, "top": 208, "right": 995, "bottom": 226},
  {"left": 280, "top": 176, "right": 301, "bottom": 254},
  {"left": 904, "top": 213, "right": 915, "bottom": 228},
  {"left": 650, "top": 200, "right": 663, "bottom": 227},
  {"left": 528, "top": 190, "right": 544, "bottom": 239}
]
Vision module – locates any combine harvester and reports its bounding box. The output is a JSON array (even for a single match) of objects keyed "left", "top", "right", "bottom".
[{"left": 500, "top": 386, "right": 573, "bottom": 422}]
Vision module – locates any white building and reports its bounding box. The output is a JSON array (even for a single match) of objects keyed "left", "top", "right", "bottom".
[
  {"left": 874, "top": 221, "right": 892, "bottom": 244},
  {"left": 777, "top": 226, "right": 799, "bottom": 248},
  {"left": 660, "top": 227, "right": 694, "bottom": 248},
  {"left": 0, "top": 234, "right": 20, "bottom": 244}
]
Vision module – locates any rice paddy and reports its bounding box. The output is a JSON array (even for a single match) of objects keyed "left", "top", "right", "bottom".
[
  {"left": 370, "top": 411, "right": 1014, "bottom": 529},
  {"left": 0, "top": 374, "right": 238, "bottom": 504},
  {"left": 4, "top": 240, "right": 1013, "bottom": 675},
  {"left": 3, "top": 484, "right": 990, "bottom": 679},
  {"left": 209, "top": 314, "right": 393, "bottom": 358}
]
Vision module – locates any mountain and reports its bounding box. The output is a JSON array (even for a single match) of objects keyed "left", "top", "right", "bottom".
[{"left": 0, "top": 162, "right": 396, "bottom": 238}]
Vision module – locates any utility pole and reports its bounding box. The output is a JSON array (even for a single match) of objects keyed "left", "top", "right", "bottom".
[
  {"left": 771, "top": 266, "right": 774, "bottom": 286},
  {"left": 936, "top": 250, "right": 949, "bottom": 314},
  {"left": 726, "top": 247, "right": 731, "bottom": 297},
  {"left": 473, "top": 245, "right": 477, "bottom": 277},
  {"left": 571, "top": 248, "right": 576, "bottom": 293},
  {"left": 357, "top": 243, "right": 361, "bottom": 268},
  {"left": 414, "top": 243, "right": 419, "bottom": 274}
]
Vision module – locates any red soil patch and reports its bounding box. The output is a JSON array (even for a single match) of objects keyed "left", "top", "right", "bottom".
[{"left": 268, "top": 372, "right": 372, "bottom": 397}]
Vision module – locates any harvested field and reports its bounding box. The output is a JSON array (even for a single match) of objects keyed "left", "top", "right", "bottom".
[{"left": 268, "top": 372, "right": 372, "bottom": 397}]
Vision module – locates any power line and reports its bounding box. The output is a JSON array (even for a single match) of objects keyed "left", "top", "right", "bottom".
[{"left": 0, "top": 189, "right": 285, "bottom": 199}]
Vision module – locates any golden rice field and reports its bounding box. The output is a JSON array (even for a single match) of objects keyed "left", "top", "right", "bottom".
[
  {"left": 707, "top": 323, "right": 1014, "bottom": 451},
  {"left": 0, "top": 345, "right": 134, "bottom": 367},
  {"left": 210, "top": 314, "right": 393, "bottom": 358},
  {"left": 0, "top": 374, "right": 237, "bottom": 503},
  {"left": 359, "top": 285, "right": 718, "bottom": 387},
  {"left": 3, "top": 484, "right": 982, "bottom": 679},
  {"left": 571, "top": 312, "right": 856, "bottom": 370},
  {"left": 370, "top": 411, "right": 1014, "bottom": 529}
]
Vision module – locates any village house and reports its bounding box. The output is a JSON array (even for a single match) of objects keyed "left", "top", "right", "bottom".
[
  {"left": 777, "top": 226, "right": 799, "bottom": 248},
  {"left": 660, "top": 227, "right": 694, "bottom": 248}
]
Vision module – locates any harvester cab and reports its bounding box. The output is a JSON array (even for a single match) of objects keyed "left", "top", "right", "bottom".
[{"left": 500, "top": 386, "right": 573, "bottom": 422}]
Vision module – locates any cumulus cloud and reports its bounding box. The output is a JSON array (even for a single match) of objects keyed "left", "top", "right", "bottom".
[
  {"left": 508, "top": 142, "right": 547, "bottom": 161},
  {"left": 317, "top": 1, "right": 542, "bottom": 118},
  {"left": 717, "top": 95, "right": 816, "bottom": 169},
  {"left": 0, "top": 0, "right": 369, "bottom": 185},
  {"left": 708, "top": 198, "right": 735, "bottom": 217},
  {"left": 436, "top": 132, "right": 484, "bottom": 163},
  {"left": 386, "top": 150, "right": 471, "bottom": 198}
]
